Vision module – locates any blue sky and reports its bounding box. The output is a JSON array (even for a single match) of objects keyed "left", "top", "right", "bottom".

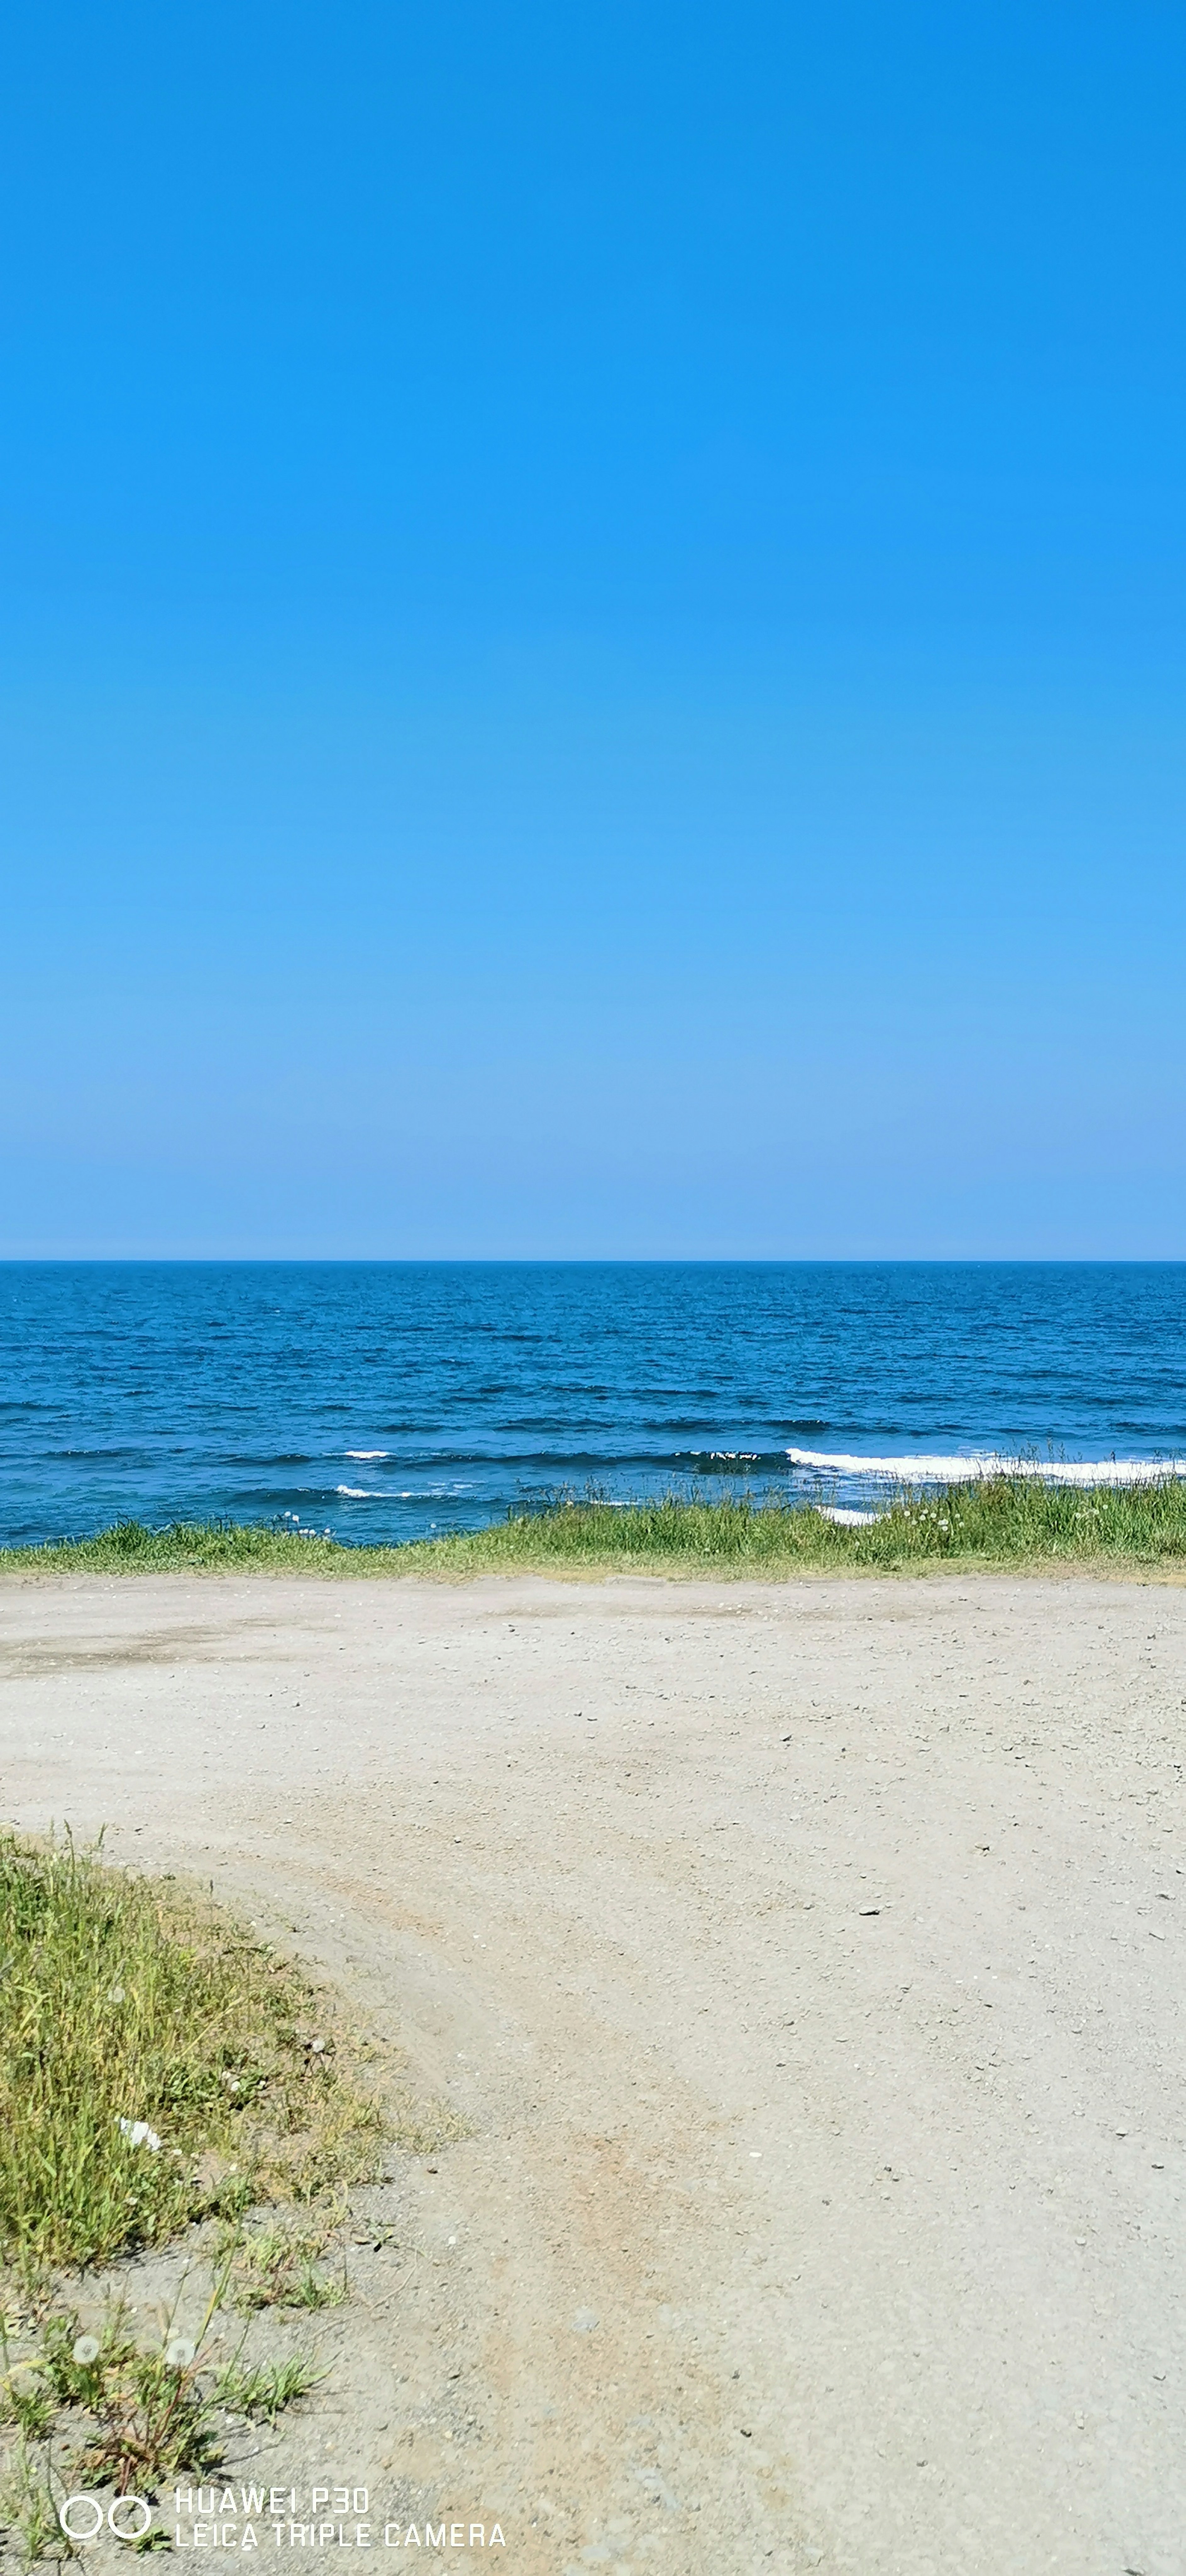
[{"left": 2, "top": 0, "right": 1184, "bottom": 1257}]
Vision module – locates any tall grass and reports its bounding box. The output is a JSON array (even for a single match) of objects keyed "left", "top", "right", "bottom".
[
  {"left": 1, "top": 1516, "right": 347, "bottom": 1575},
  {"left": 406, "top": 1473, "right": 1186, "bottom": 1572},
  {"left": 2, "top": 1476, "right": 1184, "bottom": 1579},
  {"left": 0, "top": 1835, "right": 384, "bottom": 2271}
]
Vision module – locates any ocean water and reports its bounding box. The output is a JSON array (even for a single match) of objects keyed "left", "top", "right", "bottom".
[{"left": 1, "top": 1262, "right": 1184, "bottom": 1549}]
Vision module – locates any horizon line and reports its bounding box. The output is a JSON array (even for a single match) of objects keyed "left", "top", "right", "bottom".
[{"left": 2, "top": 1254, "right": 1185, "bottom": 1270}]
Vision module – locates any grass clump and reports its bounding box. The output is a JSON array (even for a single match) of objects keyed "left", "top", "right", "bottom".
[
  {"left": 215, "top": 2217, "right": 348, "bottom": 2312},
  {"left": 0, "top": 2435, "right": 65, "bottom": 2566},
  {"left": 68, "top": 2308, "right": 224, "bottom": 2492},
  {"left": 0, "top": 1834, "right": 385, "bottom": 2273},
  {"left": 211, "top": 2352, "right": 325, "bottom": 2423},
  {"left": 0, "top": 1517, "right": 356, "bottom": 1577}
]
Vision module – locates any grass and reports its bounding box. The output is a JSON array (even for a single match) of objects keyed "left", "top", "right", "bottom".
[
  {"left": 1, "top": 2273, "right": 323, "bottom": 2547},
  {"left": 0, "top": 2435, "right": 63, "bottom": 2566},
  {"left": 211, "top": 2351, "right": 326, "bottom": 2423},
  {"left": 0, "top": 1841, "right": 459, "bottom": 2554},
  {"left": 3, "top": 1473, "right": 1185, "bottom": 1581},
  {"left": 389, "top": 1474, "right": 1186, "bottom": 1574},
  {"left": 0, "top": 1834, "right": 386, "bottom": 2273},
  {"left": 215, "top": 2216, "right": 349, "bottom": 2312},
  {"left": 0, "top": 1518, "right": 359, "bottom": 1576}
]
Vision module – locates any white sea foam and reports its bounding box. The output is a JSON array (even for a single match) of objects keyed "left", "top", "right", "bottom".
[
  {"left": 345, "top": 1450, "right": 389, "bottom": 1459},
  {"left": 335, "top": 1484, "right": 379, "bottom": 1497},
  {"left": 786, "top": 1446, "right": 1184, "bottom": 1487}
]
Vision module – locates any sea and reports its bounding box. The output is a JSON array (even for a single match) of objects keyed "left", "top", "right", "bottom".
[{"left": 1, "top": 1261, "right": 1184, "bottom": 1550}]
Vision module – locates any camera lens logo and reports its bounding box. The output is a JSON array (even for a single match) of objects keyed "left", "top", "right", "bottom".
[{"left": 59, "top": 2496, "right": 154, "bottom": 2543}]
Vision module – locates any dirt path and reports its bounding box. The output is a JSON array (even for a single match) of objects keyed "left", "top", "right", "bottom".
[{"left": 3, "top": 1569, "right": 1186, "bottom": 2576}]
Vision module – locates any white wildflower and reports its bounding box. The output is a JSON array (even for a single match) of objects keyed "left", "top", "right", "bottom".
[
  {"left": 72, "top": 2335, "right": 101, "bottom": 2366},
  {"left": 164, "top": 2337, "right": 196, "bottom": 2370}
]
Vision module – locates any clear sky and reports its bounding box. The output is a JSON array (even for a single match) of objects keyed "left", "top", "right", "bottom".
[{"left": 2, "top": 0, "right": 1184, "bottom": 1257}]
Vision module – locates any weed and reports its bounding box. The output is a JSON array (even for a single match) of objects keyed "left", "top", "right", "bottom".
[
  {"left": 76, "top": 2340, "right": 223, "bottom": 2492},
  {"left": 0, "top": 2355, "right": 55, "bottom": 2444},
  {"left": 0, "top": 2438, "right": 71, "bottom": 2566},
  {"left": 290, "top": 2264, "right": 347, "bottom": 2311},
  {"left": 217, "top": 2219, "right": 347, "bottom": 2313},
  {"left": 0, "top": 2273, "right": 326, "bottom": 2538},
  {"left": 41, "top": 2306, "right": 137, "bottom": 2407},
  {"left": 211, "top": 2353, "right": 325, "bottom": 2423}
]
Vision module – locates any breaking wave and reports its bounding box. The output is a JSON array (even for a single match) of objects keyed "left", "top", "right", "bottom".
[{"left": 785, "top": 1447, "right": 1184, "bottom": 1487}]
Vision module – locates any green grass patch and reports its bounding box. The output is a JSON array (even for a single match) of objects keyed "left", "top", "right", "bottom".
[
  {"left": 0, "top": 1835, "right": 386, "bottom": 2273},
  {"left": 414, "top": 1473, "right": 1186, "bottom": 1574},
  {"left": 0, "top": 1517, "right": 358, "bottom": 1576},
  {"left": 1, "top": 1473, "right": 1184, "bottom": 1583},
  {"left": 211, "top": 2350, "right": 326, "bottom": 2424}
]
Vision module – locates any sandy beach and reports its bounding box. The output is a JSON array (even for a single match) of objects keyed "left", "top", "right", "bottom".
[{"left": 3, "top": 1567, "right": 1185, "bottom": 2576}]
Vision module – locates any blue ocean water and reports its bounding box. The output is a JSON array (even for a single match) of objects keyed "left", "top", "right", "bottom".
[{"left": 0, "top": 1262, "right": 1184, "bottom": 1549}]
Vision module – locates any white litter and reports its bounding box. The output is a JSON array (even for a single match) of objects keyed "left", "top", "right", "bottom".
[{"left": 118, "top": 2118, "right": 162, "bottom": 2151}]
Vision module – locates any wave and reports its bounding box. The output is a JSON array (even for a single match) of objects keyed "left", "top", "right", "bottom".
[
  {"left": 345, "top": 1450, "right": 389, "bottom": 1459},
  {"left": 334, "top": 1482, "right": 475, "bottom": 1501},
  {"left": 785, "top": 1446, "right": 1185, "bottom": 1487}
]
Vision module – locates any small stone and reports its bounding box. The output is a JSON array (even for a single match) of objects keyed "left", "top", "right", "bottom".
[{"left": 572, "top": 2309, "right": 599, "bottom": 2332}]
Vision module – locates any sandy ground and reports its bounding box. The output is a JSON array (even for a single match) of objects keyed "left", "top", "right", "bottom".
[{"left": 3, "top": 1568, "right": 1186, "bottom": 2576}]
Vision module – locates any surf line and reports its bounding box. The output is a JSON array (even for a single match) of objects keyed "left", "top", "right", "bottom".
[{"left": 785, "top": 1448, "right": 1185, "bottom": 1488}]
